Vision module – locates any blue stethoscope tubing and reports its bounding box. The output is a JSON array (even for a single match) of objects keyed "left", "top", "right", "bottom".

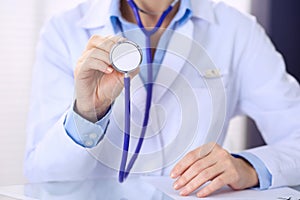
[{"left": 119, "top": 0, "right": 178, "bottom": 182}]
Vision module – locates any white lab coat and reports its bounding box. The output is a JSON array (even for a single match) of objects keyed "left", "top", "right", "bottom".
[{"left": 25, "top": 0, "right": 300, "bottom": 188}]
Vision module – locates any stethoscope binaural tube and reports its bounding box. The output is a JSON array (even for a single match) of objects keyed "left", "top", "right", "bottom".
[{"left": 112, "top": 0, "right": 179, "bottom": 183}]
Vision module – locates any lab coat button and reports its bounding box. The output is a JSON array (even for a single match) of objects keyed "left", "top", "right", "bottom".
[
  {"left": 84, "top": 140, "right": 94, "bottom": 147},
  {"left": 89, "top": 133, "right": 98, "bottom": 139}
]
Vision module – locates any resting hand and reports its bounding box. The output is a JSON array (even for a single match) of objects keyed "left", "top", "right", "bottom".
[{"left": 170, "top": 143, "right": 258, "bottom": 197}]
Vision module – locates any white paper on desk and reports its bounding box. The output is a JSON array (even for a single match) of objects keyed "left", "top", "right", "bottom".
[
  {"left": 142, "top": 176, "right": 300, "bottom": 200},
  {"left": 0, "top": 185, "right": 38, "bottom": 200}
]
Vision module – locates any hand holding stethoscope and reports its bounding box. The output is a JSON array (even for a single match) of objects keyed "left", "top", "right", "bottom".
[
  {"left": 74, "top": 36, "right": 143, "bottom": 182},
  {"left": 74, "top": 36, "right": 139, "bottom": 123}
]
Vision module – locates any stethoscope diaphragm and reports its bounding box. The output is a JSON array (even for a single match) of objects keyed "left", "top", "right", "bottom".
[{"left": 110, "top": 40, "right": 143, "bottom": 73}]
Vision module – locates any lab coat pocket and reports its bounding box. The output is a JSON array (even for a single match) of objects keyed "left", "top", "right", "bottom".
[
  {"left": 191, "top": 69, "right": 230, "bottom": 116},
  {"left": 188, "top": 68, "right": 230, "bottom": 90}
]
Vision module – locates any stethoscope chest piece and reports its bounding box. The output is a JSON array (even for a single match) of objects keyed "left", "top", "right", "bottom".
[{"left": 110, "top": 41, "right": 143, "bottom": 73}]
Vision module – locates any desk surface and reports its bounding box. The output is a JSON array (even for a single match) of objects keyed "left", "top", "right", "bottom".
[{"left": 0, "top": 177, "right": 299, "bottom": 200}]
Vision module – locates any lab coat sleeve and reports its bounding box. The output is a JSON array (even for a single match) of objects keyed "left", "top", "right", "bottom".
[
  {"left": 237, "top": 18, "right": 300, "bottom": 188},
  {"left": 25, "top": 17, "right": 108, "bottom": 182},
  {"left": 64, "top": 101, "right": 111, "bottom": 148}
]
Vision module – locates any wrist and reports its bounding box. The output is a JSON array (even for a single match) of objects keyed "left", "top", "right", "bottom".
[
  {"left": 235, "top": 157, "right": 259, "bottom": 188},
  {"left": 74, "top": 100, "right": 111, "bottom": 123}
]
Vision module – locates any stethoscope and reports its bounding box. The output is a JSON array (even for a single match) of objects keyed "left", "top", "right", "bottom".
[{"left": 110, "top": 0, "right": 179, "bottom": 183}]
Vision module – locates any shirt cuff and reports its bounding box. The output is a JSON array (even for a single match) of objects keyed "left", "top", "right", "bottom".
[
  {"left": 63, "top": 102, "right": 111, "bottom": 148},
  {"left": 232, "top": 152, "right": 272, "bottom": 190}
]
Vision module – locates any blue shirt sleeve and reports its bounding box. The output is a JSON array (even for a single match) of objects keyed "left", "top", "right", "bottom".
[
  {"left": 63, "top": 102, "right": 111, "bottom": 148},
  {"left": 232, "top": 152, "right": 272, "bottom": 189}
]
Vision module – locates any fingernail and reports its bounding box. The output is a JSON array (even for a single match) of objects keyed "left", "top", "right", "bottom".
[
  {"left": 197, "top": 189, "right": 207, "bottom": 197},
  {"left": 173, "top": 183, "right": 179, "bottom": 190},
  {"left": 117, "top": 37, "right": 127, "bottom": 42},
  {"left": 180, "top": 189, "right": 188, "bottom": 196},
  {"left": 197, "top": 191, "right": 204, "bottom": 197},
  {"left": 170, "top": 171, "right": 177, "bottom": 178},
  {"left": 106, "top": 67, "right": 113, "bottom": 73},
  {"left": 170, "top": 173, "right": 175, "bottom": 178}
]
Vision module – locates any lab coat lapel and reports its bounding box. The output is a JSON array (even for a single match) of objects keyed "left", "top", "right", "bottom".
[
  {"left": 129, "top": 20, "right": 194, "bottom": 136},
  {"left": 86, "top": 20, "right": 116, "bottom": 38},
  {"left": 154, "top": 20, "right": 194, "bottom": 102}
]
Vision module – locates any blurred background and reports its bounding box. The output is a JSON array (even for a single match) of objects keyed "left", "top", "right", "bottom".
[{"left": 0, "top": 0, "right": 299, "bottom": 185}]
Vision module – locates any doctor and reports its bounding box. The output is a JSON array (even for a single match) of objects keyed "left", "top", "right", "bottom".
[{"left": 26, "top": 0, "right": 300, "bottom": 198}]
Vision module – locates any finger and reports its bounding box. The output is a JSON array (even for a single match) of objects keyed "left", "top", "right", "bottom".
[
  {"left": 179, "top": 164, "right": 224, "bottom": 196},
  {"left": 95, "top": 35, "right": 125, "bottom": 51},
  {"left": 170, "top": 149, "right": 200, "bottom": 179},
  {"left": 80, "top": 57, "right": 112, "bottom": 74},
  {"left": 128, "top": 67, "right": 140, "bottom": 79},
  {"left": 173, "top": 154, "right": 217, "bottom": 190},
  {"left": 196, "top": 173, "right": 229, "bottom": 198},
  {"left": 88, "top": 48, "right": 111, "bottom": 65},
  {"left": 78, "top": 48, "right": 114, "bottom": 74},
  {"left": 86, "top": 35, "right": 125, "bottom": 52},
  {"left": 171, "top": 143, "right": 216, "bottom": 178}
]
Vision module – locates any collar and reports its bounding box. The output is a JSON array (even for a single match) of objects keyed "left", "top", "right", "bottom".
[
  {"left": 78, "top": 0, "right": 217, "bottom": 29},
  {"left": 190, "top": 0, "right": 217, "bottom": 24}
]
